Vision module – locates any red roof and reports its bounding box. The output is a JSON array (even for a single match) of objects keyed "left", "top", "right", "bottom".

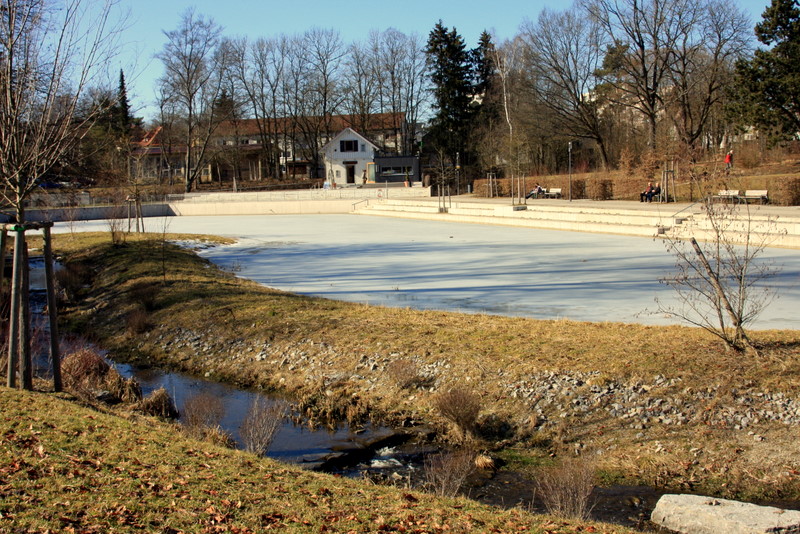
[{"left": 137, "top": 112, "right": 405, "bottom": 144}]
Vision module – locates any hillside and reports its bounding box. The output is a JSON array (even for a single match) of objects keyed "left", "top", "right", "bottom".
[
  {"left": 46, "top": 233, "right": 800, "bottom": 508},
  {"left": 1, "top": 387, "right": 635, "bottom": 533}
]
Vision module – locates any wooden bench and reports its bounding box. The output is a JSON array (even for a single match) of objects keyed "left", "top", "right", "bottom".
[
  {"left": 710, "top": 189, "right": 741, "bottom": 203},
  {"left": 741, "top": 189, "right": 770, "bottom": 204},
  {"left": 544, "top": 188, "right": 562, "bottom": 199}
]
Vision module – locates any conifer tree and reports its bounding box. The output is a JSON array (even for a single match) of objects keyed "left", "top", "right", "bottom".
[
  {"left": 734, "top": 0, "right": 800, "bottom": 138},
  {"left": 115, "top": 69, "right": 133, "bottom": 138},
  {"left": 425, "top": 21, "right": 475, "bottom": 167}
]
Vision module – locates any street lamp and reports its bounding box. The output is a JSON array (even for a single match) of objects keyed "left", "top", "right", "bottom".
[{"left": 568, "top": 141, "right": 572, "bottom": 202}]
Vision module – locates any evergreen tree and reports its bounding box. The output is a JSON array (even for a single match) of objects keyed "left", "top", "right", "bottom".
[
  {"left": 425, "top": 21, "right": 475, "bottom": 167},
  {"left": 472, "top": 31, "right": 496, "bottom": 103},
  {"left": 734, "top": 0, "right": 800, "bottom": 138},
  {"left": 114, "top": 69, "right": 133, "bottom": 138}
]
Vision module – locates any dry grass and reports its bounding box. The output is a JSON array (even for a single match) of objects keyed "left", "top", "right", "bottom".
[
  {"left": 135, "top": 387, "right": 178, "bottom": 419},
  {"left": 424, "top": 447, "right": 477, "bottom": 498},
  {"left": 535, "top": 455, "right": 597, "bottom": 520},
  {"left": 1, "top": 388, "right": 632, "bottom": 533},
  {"left": 239, "top": 397, "right": 288, "bottom": 456},
  {"left": 60, "top": 346, "right": 142, "bottom": 404},
  {"left": 53, "top": 233, "right": 800, "bottom": 501}
]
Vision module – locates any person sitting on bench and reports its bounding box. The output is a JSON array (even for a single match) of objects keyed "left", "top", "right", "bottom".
[
  {"left": 526, "top": 183, "right": 545, "bottom": 199},
  {"left": 640, "top": 182, "right": 654, "bottom": 202},
  {"left": 644, "top": 182, "right": 661, "bottom": 202}
]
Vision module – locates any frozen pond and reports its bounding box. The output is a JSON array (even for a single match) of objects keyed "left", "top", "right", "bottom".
[{"left": 55, "top": 214, "right": 800, "bottom": 330}]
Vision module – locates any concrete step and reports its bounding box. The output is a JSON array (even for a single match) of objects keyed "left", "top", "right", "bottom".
[
  {"left": 357, "top": 199, "right": 800, "bottom": 246},
  {"left": 358, "top": 199, "right": 677, "bottom": 238},
  {"left": 359, "top": 207, "right": 668, "bottom": 238}
]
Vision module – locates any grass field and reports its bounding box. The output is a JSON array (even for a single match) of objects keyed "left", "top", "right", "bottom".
[
  {"left": 34, "top": 232, "right": 800, "bottom": 506},
  {"left": 2, "top": 386, "right": 641, "bottom": 533}
]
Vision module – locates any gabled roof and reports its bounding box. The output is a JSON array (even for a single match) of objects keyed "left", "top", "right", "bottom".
[
  {"left": 322, "top": 128, "right": 379, "bottom": 153},
  {"left": 209, "top": 112, "right": 404, "bottom": 139}
]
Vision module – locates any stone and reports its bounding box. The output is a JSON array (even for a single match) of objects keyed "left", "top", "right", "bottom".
[{"left": 651, "top": 494, "right": 800, "bottom": 534}]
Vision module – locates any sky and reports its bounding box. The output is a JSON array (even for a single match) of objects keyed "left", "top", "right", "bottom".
[{"left": 114, "top": 0, "right": 776, "bottom": 123}]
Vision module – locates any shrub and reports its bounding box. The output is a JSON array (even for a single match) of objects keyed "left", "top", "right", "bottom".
[
  {"left": 55, "top": 262, "right": 92, "bottom": 301},
  {"left": 126, "top": 307, "right": 149, "bottom": 335},
  {"left": 239, "top": 397, "right": 288, "bottom": 456},
  {"left": 128, "top": 282, "right": 159, "bottom": 311},
  {"left": 423, "top": 448, "right": 477, "bottom": 497},
  {"left": 182, "top": 392, "right": 225, "bottom": 435},
  {"left": 770, "top": 177, "right": 800, "bottom": 205},
  {"left": 434, "top": 386, "right": 481, "bottom": 439},
  {"left": 136, "top": 387, "right": 179, "bottom": 419},
  {"left": 61, "top": 347, "right": 110, "bottom": 396},
  {"left": 534, "top": 455, "right": 596, "bottom": 520},
  {"left": 386, "top": 358, "right": 422, "bottom": 390}
]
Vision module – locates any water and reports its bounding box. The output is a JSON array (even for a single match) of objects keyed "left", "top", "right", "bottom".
[{"left": 113, "top": 361, "right": 397, "bottom": 467}]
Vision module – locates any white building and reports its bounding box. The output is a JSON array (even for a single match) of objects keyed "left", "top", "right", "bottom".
[{"left": 322, "top": 128, "right": 378, "bottom": 186}]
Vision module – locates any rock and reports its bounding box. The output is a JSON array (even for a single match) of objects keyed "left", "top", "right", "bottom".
[{"left": 651, "top": 494, "right": 800, "bottom": 534}]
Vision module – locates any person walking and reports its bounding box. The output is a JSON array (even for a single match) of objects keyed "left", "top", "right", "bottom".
[{"left": 725, "top": 150, "right": 734, "bottom": 171}]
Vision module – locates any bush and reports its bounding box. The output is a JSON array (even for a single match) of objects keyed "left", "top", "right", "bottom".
[
  {"left": 424, "top": 448, "right": 476, "bottom": 497},
  {"left": 182, "top": 392, "right": 225, "bottom": 435},
  {"left": 61, "top": 347, "right": 111, "bottom": 395},
  {"left": 128, "top": 282, "right": 159, "bottom": 311},
  {"left": 126, "top": 307, "right": 150, "bottom": 335},
  {"left": 56, "top": 262, "right": 92, "bottom": 302},
  {"left": 770, "top": 177, "right": 800, "bottom": 205},
  {"left": 535, "top": 455, "right": 596, "bottom": 520},
  {"left": 136, "top": 387, "right": 179, "bottom": 419},
  {"left": 434, "top": 386, "right": 481, "bottom": 439},
  {"left": 239, "top": 397, "right": 288, "bottom": 456},
  {"left": 386, "top": 358, "right": 422, "bottom": 390}
]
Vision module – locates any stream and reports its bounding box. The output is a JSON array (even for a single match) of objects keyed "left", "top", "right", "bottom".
[{"left": 112, "top": 360, "right": 670, "bottom": 531}]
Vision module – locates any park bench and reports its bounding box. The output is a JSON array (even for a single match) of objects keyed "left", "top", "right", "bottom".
[
  {"left": 710, "top": 189, "right": 741, "bottom": 203},
  {"left": 544, "top": 188, "right": 562, "bottom": 199},
  {"left": 741, "top": 189, "right": 770, "bottom": 204}
]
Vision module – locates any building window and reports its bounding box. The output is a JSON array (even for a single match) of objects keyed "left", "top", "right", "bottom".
[
  {"left": 335, "top": 170, "right": 341, "bottom": 178},
  {"left": 361, "top": 144, "right": 366, "bottom": 152},
  {"left": 340, "top": 140, "right": 358, "bottom": 152}
]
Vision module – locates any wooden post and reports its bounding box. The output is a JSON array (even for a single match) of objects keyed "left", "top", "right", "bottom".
[
  {"left": 0, "top": 231, "right": 6, "bottom": 294},
  {"left": 42, "top": 227, "right": 61, "bottom": 392},
  {"left": 20, "top": 241, "right": 32, "bottom": 390},
  {"left": 6, "top": 229, "right": 23, "bottom": 388}
]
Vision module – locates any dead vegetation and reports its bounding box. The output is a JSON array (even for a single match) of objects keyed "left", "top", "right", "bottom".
[{"left": 53, "top": 233, "right": 800, "bottom": 501}]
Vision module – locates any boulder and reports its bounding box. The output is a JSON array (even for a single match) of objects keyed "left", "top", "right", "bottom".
[{"left": 651, "top": 494, "right": 800, "bottom": 534}]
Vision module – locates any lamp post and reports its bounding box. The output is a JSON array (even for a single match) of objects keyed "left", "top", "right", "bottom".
[{"left": 568, "top": 141, "right": 572, "bottom": 202}]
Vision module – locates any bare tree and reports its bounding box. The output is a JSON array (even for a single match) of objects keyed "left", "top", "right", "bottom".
[
  {"left": 291, "top": 28, "right": 346, "bottom": 178},
  {"left": 655, "top": 198, "right": 783, "bottom": 352},
  {"left": 584, "top": 0, "right": 702, "bottom": 150},
  {"left": 520, "top": 5, "right": 612, "bottom": 169},
  {"left": 664, "top": 0, "right": 751, "bottom": 156},
  {"left": 157, "top": 8, "right": 224, "bottom": 192},
  {"left": 0, "top": 0, "right": 125, "bottom": 391},
  {"left": 342, "top": 40, "right": 379, "bottom": 135},
  {"left": 0, "top": 0, "right": 124, "bottom": 222},
  {"left": 231, "top": 35, "right": 289, "bottom": 180}
]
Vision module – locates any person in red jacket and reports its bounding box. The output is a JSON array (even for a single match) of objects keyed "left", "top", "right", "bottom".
[{"left": 725, "top": 150, "right": 734, "bottom": 170}]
